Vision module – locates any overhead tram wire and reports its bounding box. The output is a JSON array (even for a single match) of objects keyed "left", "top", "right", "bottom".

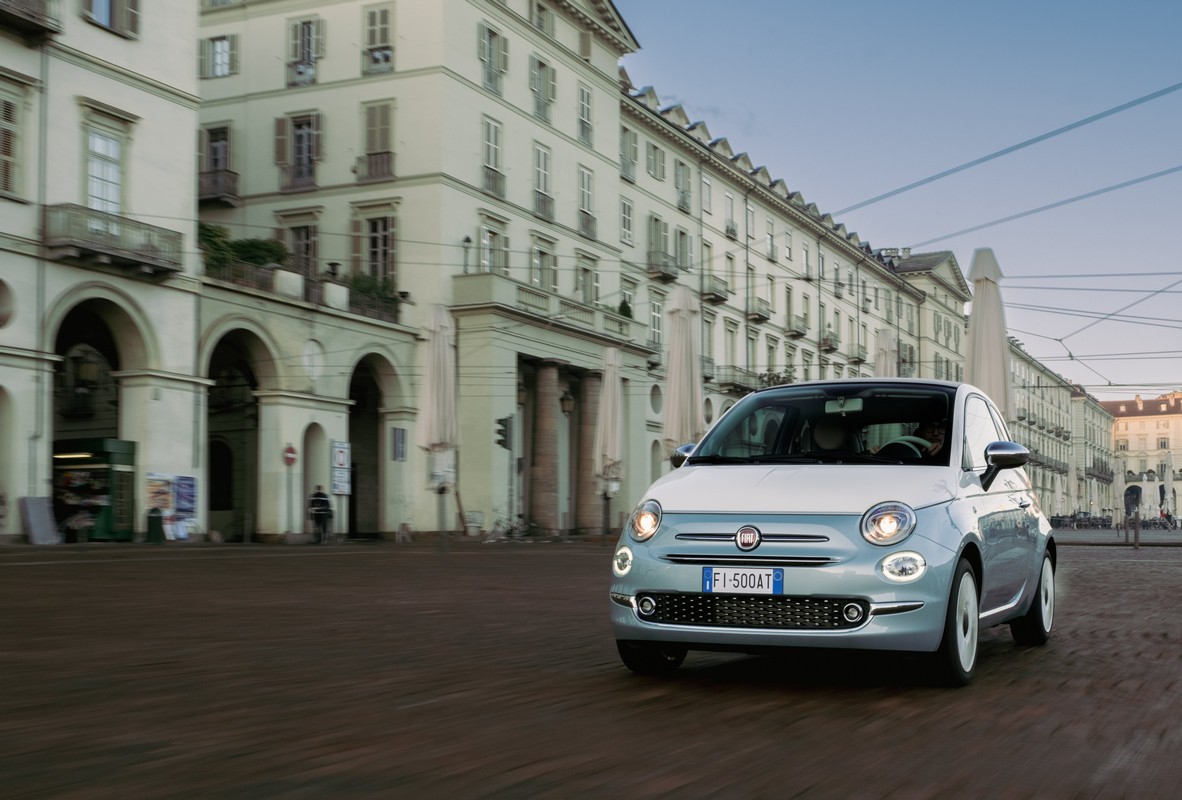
[{"left": 833, "top": 79, "right": 1182, "bottom": 215}]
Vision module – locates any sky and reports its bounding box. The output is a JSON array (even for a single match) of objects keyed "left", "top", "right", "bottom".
[{"left": 612, "top": 0, "right": 1182, "bottom": 400}]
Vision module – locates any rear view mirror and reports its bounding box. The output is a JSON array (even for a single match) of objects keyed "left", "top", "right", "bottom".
[
  {"left": 825, "top": 397, "right": 863, "bottom": 415},
  {"left": 670, "top": 443, "right": 695, "bottom": 468}
]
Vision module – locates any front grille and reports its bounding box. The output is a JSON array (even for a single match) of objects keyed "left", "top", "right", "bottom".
[{"left": 638, "top": 593, "right": 866, "bottom": 630}]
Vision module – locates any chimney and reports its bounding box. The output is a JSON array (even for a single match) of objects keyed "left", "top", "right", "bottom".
[{"left": 1135, "top": 395, "right": 1143, "bottom": 411}]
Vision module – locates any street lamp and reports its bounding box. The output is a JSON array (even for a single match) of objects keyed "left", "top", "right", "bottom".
[
  {"left": 560, "top": 390, "right": 574, "bottom": 417},
  {"left": 461, "top": 235, "right": 472, "bottom": 274}
]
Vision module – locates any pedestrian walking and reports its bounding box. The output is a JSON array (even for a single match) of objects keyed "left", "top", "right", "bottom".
[{"left": 308, "top": 485, "right": 332, "bottom": 544}]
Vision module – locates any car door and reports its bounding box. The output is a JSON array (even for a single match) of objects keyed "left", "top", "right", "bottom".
[{"left": 962, "top": 395, "right": 1028, "bottom": 613}]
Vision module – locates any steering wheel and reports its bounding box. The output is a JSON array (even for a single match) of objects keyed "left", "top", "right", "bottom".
[{"left": 885, "top": 435, "right": 932, "bottom": 449}]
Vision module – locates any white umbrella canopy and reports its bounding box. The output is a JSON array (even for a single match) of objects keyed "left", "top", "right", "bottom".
[
  {"left": 1165, "top": 451, "right": 1174, "bottom": 519},
  {"left": 415, "top": 304, "right": 458, "bottom": 487},
  {"left": 1054, "top": 473, "right": 1065, "bottom": 516},
  {"left": 594, "top": 347, "right": 624, "bottom": 486},
  {"left": 964, "top": 248, "right": 1013, "bottom": 418},
  {"left": 1112, "top": 464, "right": 1126, "bottom": 519},
  {"left": 873, "top": 326, "right": 898, "bottom": 377},
  {"left": 662, "top": 284, "right": 704, "bottom": 450}
]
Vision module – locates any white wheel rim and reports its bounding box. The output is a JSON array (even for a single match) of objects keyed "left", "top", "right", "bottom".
[
  {"left": 955, "top": 573, "right": 979, "bottom": 671},
  {"left": 1039, "top": 558, "right": 1055, "bottom": 632}
]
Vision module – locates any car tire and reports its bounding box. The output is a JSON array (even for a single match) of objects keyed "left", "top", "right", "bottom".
[
  {"left": 1010, "top": 552, "right": 1055, "bottom": 646},
  {"left": 934, "top": 558, "right": 979, "bottom": 687},
  {"left": 616, "top": 641, "right": 687, "bottom": 675}
]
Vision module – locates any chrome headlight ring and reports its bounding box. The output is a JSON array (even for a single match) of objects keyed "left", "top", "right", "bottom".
[
  {"left": 629, "top": 500, "right": 662, "bottom": 542},
  {"left": 861, "top": 501, "right": 917, "bottom": 546}
]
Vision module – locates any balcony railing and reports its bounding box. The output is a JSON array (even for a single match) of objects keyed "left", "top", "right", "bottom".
[
  {"left": 725, "top": 219, "right": 738, "bottom": 239},
  {"left": 746, "top": 297, "right": 771, "bottom": 323},
  {"left": 676, "top": 189, "right": 691, "bottom": 213},
  {"left": 280, "top": 163, "right": 317, "bottom": 191},
  {"left": 287, "top": 60, "right": 317, "bottom": 87},
  {"left": 205, "top": 260, "right": 275, "bottom": 292},
  {"left": 834, "top": 282, "right": 845, "bottom": 299},
  {"left": 0, "top": 0, "right": 61, "bottom": 39},
  {"left": 578, "top": 120, "right": 593, "bottom": 146},
  {"left": 348, "top": 292, "right": 400, "bottom": 324},
  {"left": 483, "top": 165, "right": 505, "bottom": 198},
  {"left": 355, "top": 151, "right": 395, "bottom": 183},
  {"left": 620, "top": 157, "right": 636, "bottom": 182},
  {"left": 787, "top": 315, "right": 808, "bottom": 338},
  {"left": 198, "top": 169, "right": 241, "bottom": 207},
  {"left": 361, "top": 46, "right": 393, "bottom": 74},
  {"left": 820, "top": 330, "right": 840, "bottom": 353},
  {"left": 578, "top": 210, "right": 597, "bottom": 240},
  {"left": 849, "top": 344, "right": 868, "bottom": 364},
  {"left": 701, "top": 274, "right": 728, "bottom": 304},
  {"left": 646, "top": 251, "right": 678, "bottom": 282},
  {"left": 534, "top": 190, "right": 554, "bottom": 220},
  {"left": 700, "top": 355, "right": 715, "bottom": 381},
  {"left": 43, "top": 204, "right": 183, "bottom": 275},
  {"left": 715, "top": 365, "right": 757, "bottom": 394}
]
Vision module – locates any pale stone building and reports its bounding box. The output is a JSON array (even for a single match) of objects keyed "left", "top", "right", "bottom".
[
  {"left": 1007, "top": 339, "right": 1077, "bottom": 516},
  {"left": 1071, "top": 386, "right": 1115, "bottom": 519},
  {"left": 1102, "top": 392, "right": 1182, "bottom": 521}
]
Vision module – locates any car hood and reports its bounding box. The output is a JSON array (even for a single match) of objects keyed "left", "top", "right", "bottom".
[{"left": 646, "top": 464, "right": 958, "bottom": 515}]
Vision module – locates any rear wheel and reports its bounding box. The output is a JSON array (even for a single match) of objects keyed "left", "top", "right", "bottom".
[
  {"left": 1010, "top": 552, "right": 1055, "bottom": 645},
  {"left": 934, "top": 558, "right": 979, "bottom": 687},
  {"left": 616, "top": 641, "right": 687, "bottom": 675}
]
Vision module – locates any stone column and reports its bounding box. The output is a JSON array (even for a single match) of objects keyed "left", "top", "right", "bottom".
[
  {"left": 529, "top": 361, "right": 561, "bottom": 534},
  {"left": 575, "top": 371, "right": 602, "bottom": 535}
]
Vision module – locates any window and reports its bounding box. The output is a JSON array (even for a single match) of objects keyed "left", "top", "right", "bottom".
[
  {"left": 529, "top": 56, "right": 556, "bottom": 122},
  {"left": 802, "top": 243, "right": 811, "bottom": 275},
  {"left": 287, "top": 18, "right": 324, "bottom": 86},
  {"left": 674, "top": 160, "right": 690, "bottom": 210},
  {"left": 703, "top": 317, "right": 714, "bottom": 358},
  {"left": 87, "top": 127, "right": 122, "bottom": 214},
  {"left": 646, "top": 142, "right": 665, "bottom": 180},
  {"left": 287, "top": 224, "right": 319, "bottom": 274},
  {"left": 351, "top": 214, "right": 395, "bottom": 283},
  {"left": 478, "top": 23, "right": 509, "bottom": 94},
  {"left": 530, "top": 240, "right": 557, "bottom": 291},
  {"left": 576, "top": 258, "right": 599, "bottom": 304},
  {"left": 363, "top": 5, "right": 394, "bottom": 74},
  {"left": 783, "top": 230, "right": 793, "bottom": 260},
  {"left": 802, "top": 294, "right": 810, "bottom": 326},
  {"left": 199, "top": 125, "right": 231, "bottom": 176},
  {"left": 578, "top": 166, "right": 595, "bottom": 238},
  {"left": 577, "top": 84, "right": 593, "bottom": 145},
  {"left": 481, "top": 116, "right": 502, "bottom": 195},
  {"left": 766, "top": 217, "right": 776, "bottom": 259},
  {"left": 274, "top": 113, "right": 321, "bottom": 190},
  {"left": 649, "top": 291, "right": 664, "bottom": 345},
  {"left": 620, "top": 197, "right": 633, "bottom": 245},
  {"left": 532, "top": 2, "right": 555, "bottom": 35},
  {"left": 358, "top": 102, "right": 394, "bottom": 181},
  {"left": 725, "top": 253, "right": 735, "bottom": 286},
  {"left": 963, "top": 396, "right": 1004, "bottom": 471},
  {"left": 532, "top": 144, "right": 552, "bottom": 218},
  {"left": 1159, "top": 437, "right": 1170, "bottom": 450},
  {"left": 1116, "top": 439, "right": 1129, "bottom": 451},
  {"left": 674, "top": 228, "right": 691, "bottom": 269},
  {"left": 701, "top": 240, "right": 713, "bottom": 275},
  {"left": 785, "top": 286, "right": 793, "bottom": 320},
  {"left": 621, "top": 279, "right": 636, "bottom": 310},
  {"left": 479, "top": 223, "right": 510, "bottom": 274},
  {"left": 767, "top": 276, "right": 775, "bottom": 311},
  {"left": 84, "top": 0, "right": 139, "bottom": 37},
  {"left": 724, "top": 192, "right": 735, "bottom": 232},
  {"left": 818, "top": 253, "right": 825, "bottom": 280},
  {"left": 745, "top": 204, "right": 754, "bottom": 238},
  {"left": 200, "top": 35, "right": 239, "bottom": 78},
  {"left": 1, "top": 88, "right": 23, "bottom": 196},
  {"left": 619, "top": 126, "right": 638, "bottom": 181},
  {"left": 701, "top": 176, "right": 712, "bottom": 214},
  {"left": 647, "top": 215, "right": 669, "bottom": 256}
]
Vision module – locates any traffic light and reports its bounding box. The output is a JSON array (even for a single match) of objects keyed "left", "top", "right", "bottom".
[{"left": 495, "top": 416, "right": 513, "bottom": 450}]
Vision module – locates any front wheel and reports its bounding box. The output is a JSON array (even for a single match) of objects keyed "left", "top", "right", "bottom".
[
  {"left": 1010, "top": 552, "right": 1055, "bottom": 645},
  {"left": 616, "top": 641, "right": 686, "bottom": 675},
  {"left": 934, "top": 558, "right": 979, "bottom": 687}
]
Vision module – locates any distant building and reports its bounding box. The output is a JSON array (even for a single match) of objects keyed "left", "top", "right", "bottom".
[{"left": 1101, "top": 392, "right": 1182, "bottom": 519}]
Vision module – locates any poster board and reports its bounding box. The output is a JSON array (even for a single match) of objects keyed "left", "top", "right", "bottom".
[{"left": 20, "top": 497, "right": 60, "bottom": 545}]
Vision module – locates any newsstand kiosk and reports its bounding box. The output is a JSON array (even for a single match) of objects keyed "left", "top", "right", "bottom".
[{"left": 53, "top": 439, "right": 136, "bottom": 542}]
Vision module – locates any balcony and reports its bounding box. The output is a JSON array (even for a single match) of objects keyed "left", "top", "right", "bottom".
[
  {"left": 849, "top": 344, "right": 868, "bottom": 364},
  {"left": 361, "top": 46, "right": 393, "bottom": 74},
  {"left": 198, "top": 170, "right": 241, "bottom": 207},
  {"left": 647, "top": 251, "right": 678, "bottom": 282},
  {"left": 746, "top": 297, "right": 771, "bottom": 324},
  {"left": 286, "top": 60, "right": 317, "bottom": 87},
  {"left": 820, "top": 330, "right": 840, "bottom": 353},
  {"left": 834, "top": 282, "right": 845, "bottom": 299},
  {"left": 578, "top": 210, "right": 597, "bottom": 240},
  {"left": 620, "top": 157, "right": 636, "bottom": 182},
  {"left": 452, "top": 271, "right": 640, "bottom": 344},
  {"left": 479, "top": 165, "right": 505, "bottom": 198},
  {"left": 700, "top": 355, "right": 715, "bottom": 381},
  {"left": 646, "top": 344, "right": 662, "bottom": 369},
  {"left": 43, "top": 204, "right": 183, "bottom": 276},
  {"left": 1, "top": 0, "right": 61, "bottom": 40},
  {"left": 355, "top": 152, "right": 395, "bottom": 183},
  {"left": 787, "top": 314, "right": 808, "bottom": 338},
  {"left": 676, "top": 189, "right": 691, "bottom": 213},
  {"left": 205, "top": 260, "right": 275, "bottom": 292},
  {"left": 715, "top": 365, "right": 757, "bottom": 394},
  {"left": 578, "top": 120, "right": 593, "bottom": 146},
  {"left": 534, "top": 190, "right": 554, "bottom": 221},
  {"left": 280, "top": 163, "right": 317, "bottom": 191},
  {"left": 1016, "top": 408, "right": 1027, "bottom": 420},
  {"left": 766, "top": 242, "right": 778, "bottom": 261},
  {"left": 701, "top": 275, "right": 728, "bottom": 305},
  {"left": 725, "top": 219, "right": 738, "bottom": 239},
  {"left": 1086, "top": 464, "right": 1115, "bottom": 483}
]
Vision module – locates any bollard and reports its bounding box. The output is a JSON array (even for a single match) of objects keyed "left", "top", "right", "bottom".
[{"left": 1133, "top": 511, "right": 1140, "bottom": 549}]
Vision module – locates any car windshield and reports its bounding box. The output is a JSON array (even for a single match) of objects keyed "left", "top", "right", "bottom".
[{"left": 688, "top": 382, "right": 956, "bottom": 467}]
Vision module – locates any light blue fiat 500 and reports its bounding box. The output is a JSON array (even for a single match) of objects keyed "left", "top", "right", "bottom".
[{"left": 609, "top": 379, "right": 1056, "bottom": 686}]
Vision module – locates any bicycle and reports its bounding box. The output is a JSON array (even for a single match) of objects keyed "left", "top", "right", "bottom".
[{"left": 482, "top": 513, "right": 538, "bottom": 543}]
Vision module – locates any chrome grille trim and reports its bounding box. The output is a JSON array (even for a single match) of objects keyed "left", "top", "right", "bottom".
[
  {"left": 675, "top": 533, "right": 830, "bottom": 543},
  {"left": 662, "top": 554, "right": 837, "bottom": 567}
]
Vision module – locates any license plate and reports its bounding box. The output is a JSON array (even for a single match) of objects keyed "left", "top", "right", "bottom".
[{"left": 702, "top": 567, "right": 783, "bottom": 595}]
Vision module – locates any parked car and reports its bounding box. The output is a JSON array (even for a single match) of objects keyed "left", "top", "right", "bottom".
[{"left": 609, "top": 379, "right": 1056, "bottom": 686}]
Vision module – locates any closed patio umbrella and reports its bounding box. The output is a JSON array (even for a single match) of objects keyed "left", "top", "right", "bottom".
[
  {"left": 662, "top": 284, "right": 704, "bottom": 451},
  {"left": 964, "top": 248, "right": 1012, "bottom": 419},
  {"left": 415, "top": 304, "right": 458, "bottom": 533},
  {"left": 873, "top": 326, "right": 898, "bottom": 377},
  {"left": 594, "top": 347, "right": 624, "bottom": 537},
  {"left": 1165, "top": 451, "right": 1174, "bottom": 525}
]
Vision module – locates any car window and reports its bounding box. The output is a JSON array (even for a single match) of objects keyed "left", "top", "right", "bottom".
[{"left": 962, "top": 395, "right": 1003, "bottom": 471}]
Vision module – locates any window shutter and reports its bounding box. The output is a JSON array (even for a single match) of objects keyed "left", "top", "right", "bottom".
[
  {"left": 477, "top": 23, "right": 488, "bottom": 62},
  {"left": 288, "top": 21, "right": 300, "bottom": 61},
  {"left": 274, "top": 117, "right": 288, "bottom": 164},
  {"left": 546, "top": 64, "right": 556, "bottom": 100},
  {"left": 364, "top": 106, "right": 377, "bottom": 154},
  {"left": 498, "top": 33, "right": 508, "bottom": 72},
  {"left": 124, "top": 0, "right": 139, "bottom": 36},
  {"left": 501, "top": 236, "right": 510, "bottom": 275},
  {"left": 313, "top": 18, "right": 325, "bottom": 57},
  {"left": 83, "top": 0, "right": 93, "bottom": 17},
  {"left": 311, "top": 112, "right": 322, "bottom": 160},
  {"left": 351, "top": 217, "right": 363, "bottom": 274},
  {"left": 529, "top": 58, "right": 539, "bottom": 92},
  {"left": 578, "top": 31, "right": 592, "bottom": 60},
  {"left": 386, "top": 215, "right": 397, "bottom": 282},
  {"left": 378, "top": 103, "right": 391, "bottom": 151},
  {"left": 197, "top": 128, "right": 208, "bottom": 172},
  {"left": 198, "top": 38, "right": 208, "bottom": 78},
  {"left": 229, "top": 34, "right": 239, "bottom": 74}
]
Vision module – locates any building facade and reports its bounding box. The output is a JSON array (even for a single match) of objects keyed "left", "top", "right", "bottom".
[{"left": 1102, "top": 392, "right": 1182, "bottom": 521}]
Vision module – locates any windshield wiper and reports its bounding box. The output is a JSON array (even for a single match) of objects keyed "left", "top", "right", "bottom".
[
  {"left": 685, "top": 454, "right": 823, "bottom": 465},
  {"left": 684, "top": 455, "right": 757, "bottom": 465}
]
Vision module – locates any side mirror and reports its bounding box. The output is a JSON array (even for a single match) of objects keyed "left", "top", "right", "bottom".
[
  {"left": 670, "top": 443, "right": 696, "bottom": 469},
  {"left": 980, "top": 441, "right": 1029, "bottom": 490}
]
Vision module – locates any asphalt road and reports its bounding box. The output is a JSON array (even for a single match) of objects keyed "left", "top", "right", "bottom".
[{"left": 1, "top": 540, "right": 1180, "bottom": 799}]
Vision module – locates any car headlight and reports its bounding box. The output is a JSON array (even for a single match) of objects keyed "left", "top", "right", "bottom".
[
  {"left": 880, "top": 551, "right": 927, "bottom": 582},
  {"left": 630, "top": 500, "right": 662, "bottom": 542},
  {"left": 861, "top": 502, "right": 916, "bottom": 546},
  {"left": 612, "top": 546, "right": 633, "bottom": 577}
]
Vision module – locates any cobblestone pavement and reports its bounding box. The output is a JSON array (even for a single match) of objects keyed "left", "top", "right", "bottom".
[{"left": 1, "top": 540, "right": 1180, "bottom": 799}]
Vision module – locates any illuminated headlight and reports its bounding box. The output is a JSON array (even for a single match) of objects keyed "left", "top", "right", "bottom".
[
  {"left": 880, "top": 551, "right": 927, "bottom": 583},
  {"left": 861, "top": 502, "right": 916, "bottom": 546},
  {"left": 612, "top": 546, "right": 634, "bottom": 577},
  {"left": 630, "top": 500, "right": 662, "bottom": 542}
]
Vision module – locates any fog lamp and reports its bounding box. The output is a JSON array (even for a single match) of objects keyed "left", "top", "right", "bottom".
[
  {"left": 612, "top": 546, "right": 634, "bottom": 577},
  {"left": 880, "top": 551, "right": 927, "bottom": 583}
]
